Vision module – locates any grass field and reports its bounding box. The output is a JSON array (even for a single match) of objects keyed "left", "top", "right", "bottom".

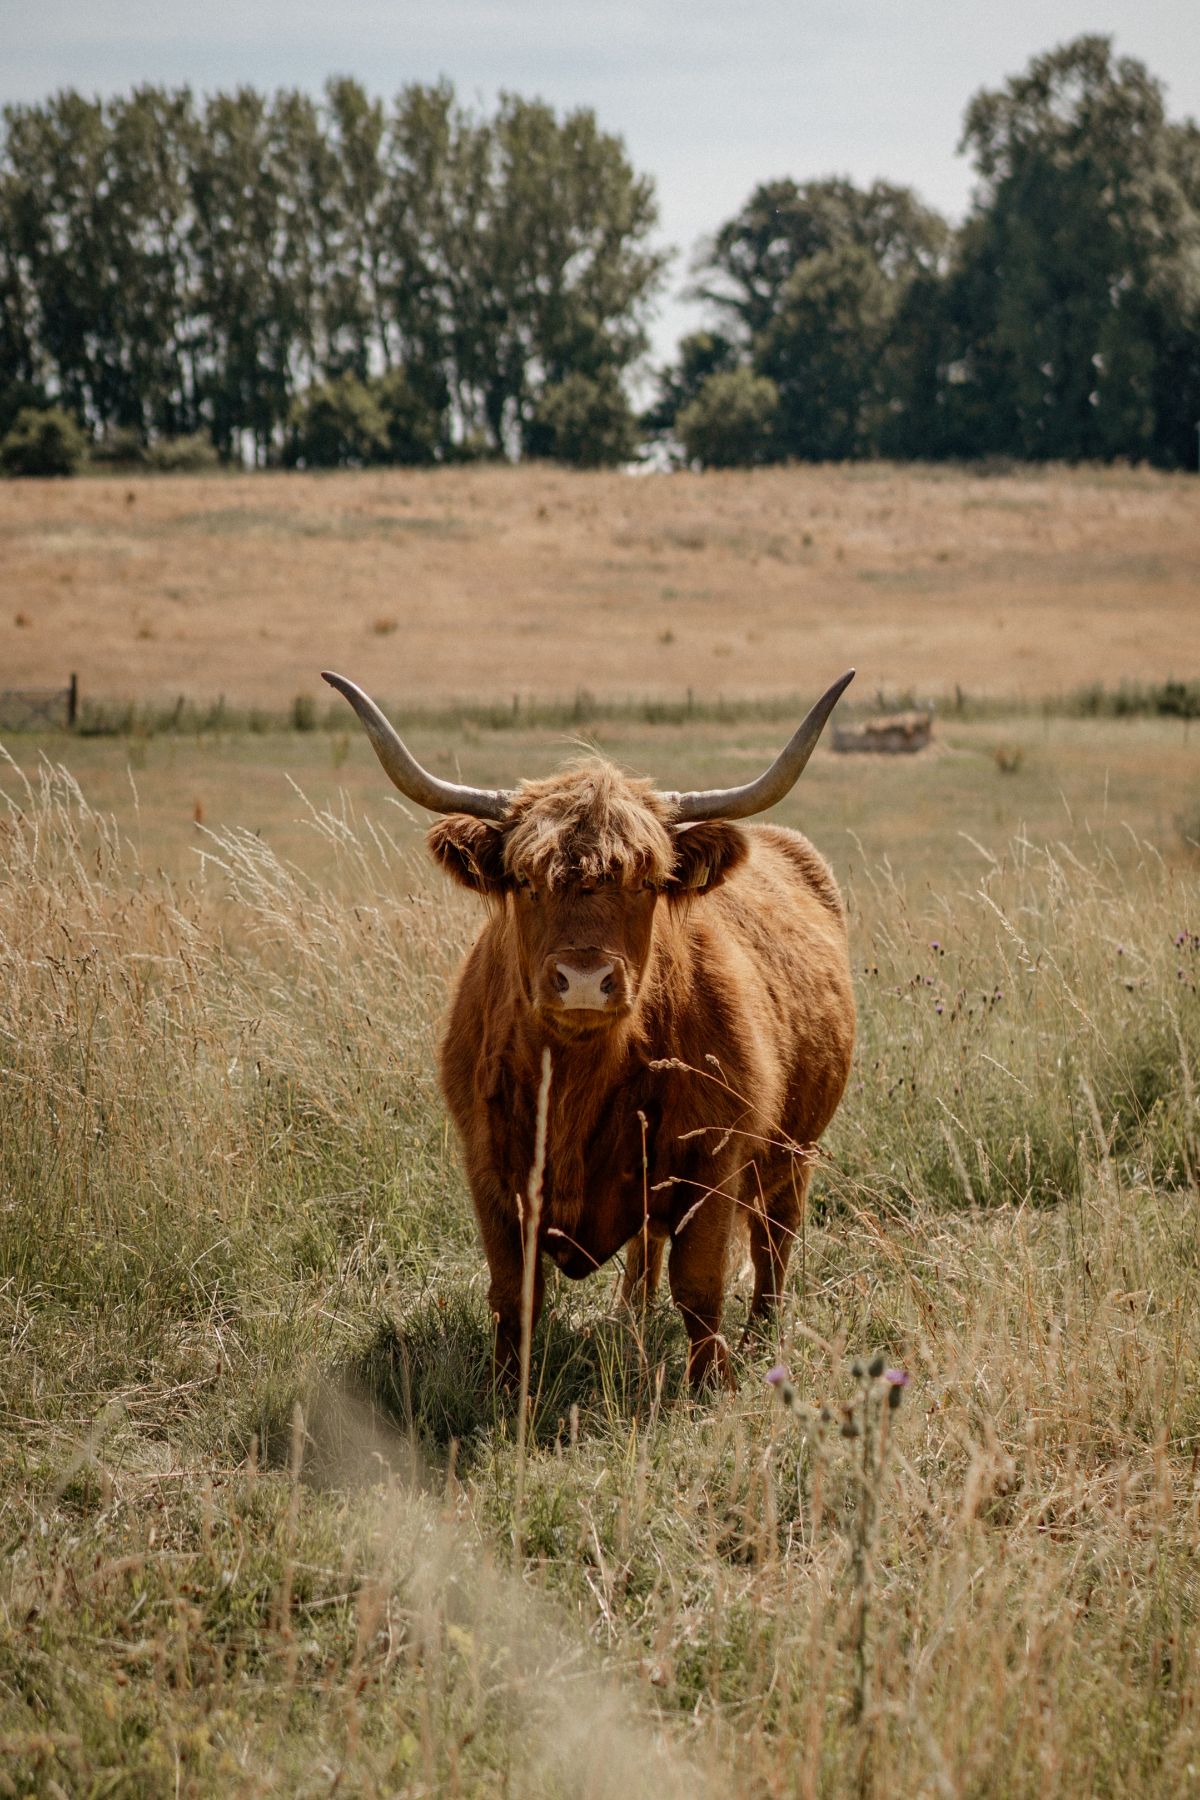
[
  {"left": 1, "top": 725, "right": 1197, "bottom": 1795},
  {"left": 2, "top": 462, "right": 1199, "bottom": 711},
  {"left": 4, "top": 705, "right": 1198, "bottom": 887},
  {"left": 2, "top": 464, "right": 1199, "bottom": 1795}
]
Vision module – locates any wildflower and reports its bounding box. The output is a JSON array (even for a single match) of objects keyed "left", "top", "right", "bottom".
[{"left": 765, "top": 1364, "right": 788, "bottom": 1387}]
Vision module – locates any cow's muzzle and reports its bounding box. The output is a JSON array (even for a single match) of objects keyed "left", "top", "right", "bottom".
[{"left": 538, "top": 952, "right": 630, "bottom": 1019}]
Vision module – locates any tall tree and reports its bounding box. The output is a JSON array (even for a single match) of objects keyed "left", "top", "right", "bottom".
[
  {"left": 693, "top": 176, "right": 947, "bottom": 346},
  {"left": 755, "top": 244, "right": 896, "bottom": 460},
  {"left": 189, "top": 88, "right": 322, "bottom": 459},
  {"left": 2, "top": 93, "right": 117, "bottom": 426},
  {"left": 953, "top": 35, "right": 1200, "bottom": 464},
  {"left": 320, "top": 78, "right": 390, "bottom": 381},
  {"left": 104, "top": 87, "right": 202, "bottom": 437},
  {"left": 0, "top": 158, "right": 43, "bottom": 427},
  {"left": 672, "top": 176, "right": 947, "bottom": 460},
  {"left": 437, "top": 94, "right": 666, "bottom": 453}
]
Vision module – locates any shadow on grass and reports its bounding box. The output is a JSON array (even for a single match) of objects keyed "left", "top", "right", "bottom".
[{"left": 255, "top": 1283, "right": 697, "bottom": 1486}]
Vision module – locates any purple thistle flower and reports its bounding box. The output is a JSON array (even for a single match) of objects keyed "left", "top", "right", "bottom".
[
  {"left": 884, "top": 1369, "right": 909, "bottom": 1387},
  {"left": 766, "top": 1364, "right": 788, "bottom": 1387}
]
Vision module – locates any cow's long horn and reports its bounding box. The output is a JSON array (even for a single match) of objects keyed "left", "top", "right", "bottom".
[
  {"left": 665, "top": 669, "right": 855, "bottom": 822},
  {"left": 321, "top": 672, "right": 513, "bottom": 819}
]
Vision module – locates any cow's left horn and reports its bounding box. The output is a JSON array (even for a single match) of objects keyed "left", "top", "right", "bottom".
[
  {"left": 665, "top": 669, "right": 855, "bottom": 822},
  {"left": 321, "top": 673, "right": 513, "bottom": 819}
]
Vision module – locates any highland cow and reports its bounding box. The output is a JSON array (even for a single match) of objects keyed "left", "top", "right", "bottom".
[{"left": 324, "top": 669, "right": 856, "bottom": 1389}]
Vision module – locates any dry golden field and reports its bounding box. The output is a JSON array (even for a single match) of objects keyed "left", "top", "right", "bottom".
[{"left": 2, "top": 462, "right": 1198, "bottom": 710}]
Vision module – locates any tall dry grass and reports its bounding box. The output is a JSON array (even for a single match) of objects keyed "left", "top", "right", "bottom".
[{"left": 1, "top": 750, "right": 1198, "bottom": 1795}]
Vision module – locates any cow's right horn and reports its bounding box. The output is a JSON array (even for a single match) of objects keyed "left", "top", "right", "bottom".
[{"left": 321, "top": 673, "right": 513, "bottom": 819}]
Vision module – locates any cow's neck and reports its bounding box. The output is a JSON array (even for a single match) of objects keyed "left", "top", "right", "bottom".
[{"left": 505, "top": 1001, "right": 645, "bottom": 1232}]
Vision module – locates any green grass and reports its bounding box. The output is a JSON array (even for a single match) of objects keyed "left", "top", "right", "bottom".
[
  {"left": 0, "top": 737, "right": 1198, "bottom": 1795},
  {"left": 4, "top": 704, "right": 1198, "bottom": 887},
  {"left": 31, "top": 676, "right": 1198, "bottom": 739}
]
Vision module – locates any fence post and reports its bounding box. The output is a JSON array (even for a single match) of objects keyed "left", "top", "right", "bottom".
[{"left": 67, "top": 673, "right": 78, "bottom": 728}]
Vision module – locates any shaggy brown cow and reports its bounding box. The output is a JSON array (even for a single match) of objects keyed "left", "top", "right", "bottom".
[{"left": 323, "top": 670, "right": 856, "bottom": 1390}]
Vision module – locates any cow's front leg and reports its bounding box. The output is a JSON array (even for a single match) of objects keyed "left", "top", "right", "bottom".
[
  {"left": 668, "top": 1190, "right": 735, "bottom": 1392},
  {"left": 475, "top": 1204, "right": 544, "bottom": 1386},
  {"left": 621, "top": 1225, "right": 667, "bottom": 1311}
]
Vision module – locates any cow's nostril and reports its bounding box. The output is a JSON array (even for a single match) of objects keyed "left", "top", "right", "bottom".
[
  {"left": 600, "top": 974, "right": 616, "bottom": 995},
  {"left": 553, "top": 969, "right": 569, "bottom": 995}
]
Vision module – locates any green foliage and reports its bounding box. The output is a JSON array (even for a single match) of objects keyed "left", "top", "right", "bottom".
[
  {"left": 0, "top": 403, "right": 86, "bottom": 475},
  {"left": 667, "top": 177, "right": 947, "bottom": 465},
  {"left": 676, "top": 367, "right": 780, "bottom": 467},
  {"left": 145, "top": 431, "right": 221, "bottom": 472},
  {"left": 374, "top": 367, "right": 443, "bottom": 464},
  {"left": 286, "top": 374, "right": 389, "bottom": 468},
  {"left": 944, "top": 36, "right": 1200, "bottom": 466},
  {"left": 286, "top": 370, "right": 445, "bottom": 468},
  {"left": 694, "top": 175, "right": 948, "bottom": 344},
  {"left": 756, "top": 245, "right": 895, "bottom": 459},
  {"left": 660, "top": 37, "right": 1200, "bottom": 468},
  {"left": 526, "top": 369, "right": 639, "bottom": 466},
  {"left": 0, "top": 80, "right": 665, "bottom": 464},
  {"left": 0, "top": 378, "right": 48, "bottom": 438},
  {"left": 643, "top": 329, "right": 739, "bottom": 436}
]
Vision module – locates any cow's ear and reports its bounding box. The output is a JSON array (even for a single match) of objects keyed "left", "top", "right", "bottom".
[
  {"left": 427, "top": 816, "right": 510, "bottom": 894},
  {"left": 669, "top": 820, "right": 749, "bottom": 894}
]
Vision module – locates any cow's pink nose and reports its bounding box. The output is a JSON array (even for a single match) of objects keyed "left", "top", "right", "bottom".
[{"left": 545, "top": 958, "right": 624, "bottom": 1011}]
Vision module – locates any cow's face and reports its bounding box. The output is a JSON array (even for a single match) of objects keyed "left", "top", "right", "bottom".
[{"left": 428, "top": 765, "right": 747, "bottom": 1034}]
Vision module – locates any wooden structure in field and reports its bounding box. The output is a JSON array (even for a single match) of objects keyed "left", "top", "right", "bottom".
[{"left": 832, "top": 710, "right": 932, "bottom": 755}]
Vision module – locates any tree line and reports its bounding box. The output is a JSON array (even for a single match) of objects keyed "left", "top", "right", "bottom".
[
  {"left": 2, "top": 36, "right": 1198, "bottom": 473},
  {"left": 0, "top": 79, "right": 663, "bottom": 467}
]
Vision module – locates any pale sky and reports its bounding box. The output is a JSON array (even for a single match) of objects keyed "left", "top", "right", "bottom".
[{"left": 2, "top": 0, "right": 1197, "bottom": 370}]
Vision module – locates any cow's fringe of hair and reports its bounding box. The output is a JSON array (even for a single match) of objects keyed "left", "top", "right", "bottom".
[{"left": 501, "top": 763, "right": 677, "bottom": 891}]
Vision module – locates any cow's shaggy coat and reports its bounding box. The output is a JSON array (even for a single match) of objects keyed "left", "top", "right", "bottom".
[{"left": 429, "top": 764, "right": 855, "bottom": 1389}]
